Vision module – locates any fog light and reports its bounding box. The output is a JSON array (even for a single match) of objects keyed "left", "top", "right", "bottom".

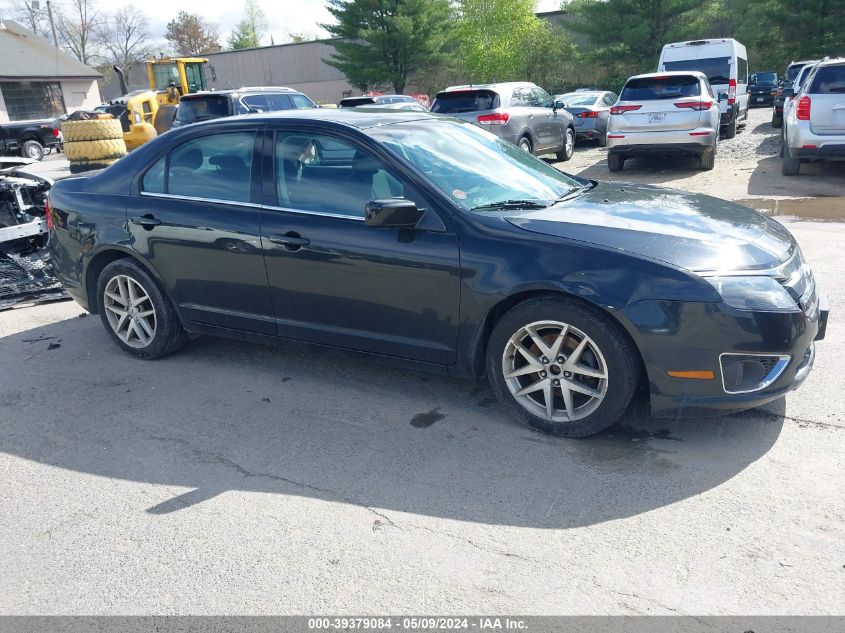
[{"left": 720, "top": 353, "right": 790, "bottom": 394}]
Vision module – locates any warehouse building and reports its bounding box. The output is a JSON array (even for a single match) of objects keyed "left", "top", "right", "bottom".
[{"left": 0, "top": 20, "right": 101, "bottom": 122}]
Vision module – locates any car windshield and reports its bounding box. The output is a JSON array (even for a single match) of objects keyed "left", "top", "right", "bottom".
[
  {"left": 751, "top": 72, "right": 777, "bottom": 84},
  {"left": 663, "top": 57, "right": 731, "bottom": 85},
  {"left": 621, "top": 75, "right": 700, "bottom": 100},
  {"left": 368, "top": 119, "right": 582, "bottom": 212},
  {"left": 557, "top": 94, "right": 599, "bottom": 106},
  {"left": 176, "top": 95, "right": 230, "bottom": 123},
  {"left": 431, "top": 90, "right": 500, "bottom": 113}
]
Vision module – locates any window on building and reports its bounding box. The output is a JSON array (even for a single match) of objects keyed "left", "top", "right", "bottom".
[{"left": 1, "top": 81, "right": 65, "bottom": 121}]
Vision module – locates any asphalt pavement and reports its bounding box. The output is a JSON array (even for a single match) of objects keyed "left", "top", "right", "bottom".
[{"left": 0, "top": 219, "right": 842, "bottom": 614}]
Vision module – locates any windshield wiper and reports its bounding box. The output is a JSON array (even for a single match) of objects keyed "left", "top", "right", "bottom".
[
  {"left": 554, "top": 182, "right": 597, "bottom": 202},
  {"left": 469, "top": 199, "right": 552, "bottom": 212}
]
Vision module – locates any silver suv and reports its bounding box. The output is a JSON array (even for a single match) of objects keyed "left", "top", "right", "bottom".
[
  {"left": 781, "top": 57, "right": 845, "bottom": 175},
  {"left": 173, "top": 86, "right": 316, "bottom": 128},
  {"left": 606, "top": 71, "right": 721, "bottom": 172},
  {"left": 431, "top": 82, "right": 576, "bottom": 161}
]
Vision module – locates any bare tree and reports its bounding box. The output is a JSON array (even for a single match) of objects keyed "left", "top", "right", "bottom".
[
  {"left": 54, "top": 0, "right": 104, "bottom": 65},
  {"left": 7, "top": 0, "right": 53, "bottom": 38},
  {"left": 96, "top": 5, "right": 151, "bottom": 82}
]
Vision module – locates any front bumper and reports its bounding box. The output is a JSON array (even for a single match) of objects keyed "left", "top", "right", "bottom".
[{"left": 616, "top": 294, "right": 828, "bottom": 418}]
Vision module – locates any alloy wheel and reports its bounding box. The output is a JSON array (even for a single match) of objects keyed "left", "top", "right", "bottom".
[
  {"left": 565, "top": 129, "right": 574, "bottom": 158},
  {"left": 501, "top": 320, "right": 608, "bottom": 422},
  {"left": 103, "top": 275, "right": 157, "bottom": 348}
]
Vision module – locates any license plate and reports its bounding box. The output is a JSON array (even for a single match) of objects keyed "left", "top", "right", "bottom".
[
  {"left": 756, "top": 97, "right": 764, "bottom": 102},
  {"left": 648, "top": 113, "right": 667, "bottom": 124}
]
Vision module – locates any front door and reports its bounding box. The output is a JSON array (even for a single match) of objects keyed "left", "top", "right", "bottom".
[
  {"left": 128, "top": 128, "right": 275, "bottom": 335},
  {"left": 259, "top": 129, "right": 461, "bottom": 364}
]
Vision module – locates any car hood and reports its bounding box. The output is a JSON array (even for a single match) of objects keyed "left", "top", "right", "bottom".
[{"left": 505, "top": 182, "right": 795, "bottom": 272}]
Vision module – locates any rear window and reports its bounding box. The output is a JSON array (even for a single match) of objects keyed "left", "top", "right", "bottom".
[
  {"left": 785, "top": 64, "right": 805, "bottom": 82},
  {"left": 620, "top": 76, "right": 700, "bottom": 101},
  {"left": 663, "top": 57, "right": 731, "bottom": 85},
  {"left": 431, "top": 90, "right": 500, "bottom": 113},
  {"left": 558, "top": 94, "right": 599, "bottom": 107},
  {"left": 176, "top": 95, "right": 231, "bottom": 123},
  {"left": 339, "top": 97, "right": 375, "bottom": 107},
  {"left": 809, "top": 65, "right": 845, "bottom": 94}
]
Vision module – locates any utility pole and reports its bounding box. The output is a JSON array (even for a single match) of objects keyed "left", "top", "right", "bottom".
[{"left": 46, "top": 1, "right": 59, "bottom": 48}]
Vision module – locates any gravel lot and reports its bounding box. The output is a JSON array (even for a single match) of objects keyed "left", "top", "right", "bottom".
[
  {"left": 1, "top": 110, "right": 843, "bottom": 616},
  {"left": 557, "top": 107, "right": 845, "bottom": 200}
]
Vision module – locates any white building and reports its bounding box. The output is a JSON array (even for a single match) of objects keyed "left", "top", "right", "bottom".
[{"left": 0, "top": 20, "right": 101, "bottom": 122}]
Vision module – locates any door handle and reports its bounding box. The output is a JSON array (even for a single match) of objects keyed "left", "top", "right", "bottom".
[
  {"left": 528, "top": 114, "right": 534, "bottom": 119},
  {"left": 268, "top": 232, "right": 310, "bottom": 250},
  {"left": 130, "top": 215, "right": 161, "bottom": 229}
]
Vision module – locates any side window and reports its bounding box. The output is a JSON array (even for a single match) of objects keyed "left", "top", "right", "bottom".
[
  {"left": 242, "top": 95, "right": 268, "bottom": 112},
  {"left": 273, "top": 131, "right": 411, "bottom": 218},
  {"left": 289, "top": 94, "right": 316, "bottom": 109},
  {"left": 510, "top": 88, "right": 527, "bottom": 107},
  {"left": 533, "top": 87, "right": 553, "bottom": 108},
  {"left": 524, "top": 88, "right": 542, "bottom": 107},
  {"left": 738, "top": 58, "right": 748, "bottom": 85},
  {"left": 267, "top": 94, "right": 293, "bottom": 110},
  {"left": 142, "top": 155, "right": 166, "bottom": 193},
  {"left": 602, "top": 93, "right": 615, "bottom": 106},
  {"left": 167, "top": 132, "right": 256, "bottom": 203}
]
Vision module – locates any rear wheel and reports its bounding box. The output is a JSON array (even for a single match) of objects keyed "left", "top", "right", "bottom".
[
  {"left": 518, "top": 136, "right": 532, "bottom": 153},
  {"left": 97, "top": 259, "right": 187, "bottom": 359},
  {"left": 486, "top": 297, "right": 639, "bottom": 437},
  {"left": 721, "top": 113, "right": 737, "bottom": 139},
  {"left": 21, "top": 140, "right": 44, "bottom": 161},
  {"left": 607, "top": 152, "right": 624, "bottom": 172},
  {"left": 771, "top": 111, "right": 782, "bottom": 129},
  {"left": 597, "top": 132, "right": 607, "bottom": 147},
  {"left": 782, "top": 140, "right": 801, "bottom": 176},
  {"left": 556, "top": 128, "right": 575, "bottom": 161}
]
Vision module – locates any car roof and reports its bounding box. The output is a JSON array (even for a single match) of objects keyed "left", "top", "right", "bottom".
[
  {"left": 626, "top": 71, "right": 707, "bottom": 81},
  {"left": 556, "top": 91, "right": 605, "bottom": 97},
  {"left": 439, "top": 82, "right": 536, "bottom": 94},
  {"left": 181, "top": 87, "right": 303, "bottom": 100},
  {"left": 815, "top": 57, "right": 845, "bottom": 67},
  {"left": 177, "top": 108, "right": 437, "bottom": 130}
]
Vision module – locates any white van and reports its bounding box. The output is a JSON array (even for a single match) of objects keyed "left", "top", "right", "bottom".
[{"left": 658, "top": 38, "right": 749, "bottom": 139}]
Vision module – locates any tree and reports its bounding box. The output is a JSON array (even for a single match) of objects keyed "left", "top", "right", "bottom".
[
  {"left": 455, "top": 0, "right": 543, "bottom": 84},
  {"left": 228, "top": 0, "right": 268, "bottom": 49},
  {"left": 54, "top": 0, "right": 105, "bottom": 65},
  {"left": 323, "top": 0, "right": 453, "bottom": 94},
  {"left": 97, "top": 6, "right": 151, "bottom": 81},
  {"left": 8, "top": 0, "right": 53, "bottom": 39},
  {"left": 521, "top": 23, "right": 579, "bottom": 94},
  {"left": 165, "top": 11, "right": 221, "bottom": 56}
]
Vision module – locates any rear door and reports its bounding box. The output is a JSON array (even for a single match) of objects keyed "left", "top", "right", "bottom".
[
  {"left": 808, "top": 63, "right": 845, "bottom": 135},
  {"left": 615, "top": 76, "right": 704, "bottom": 132}
]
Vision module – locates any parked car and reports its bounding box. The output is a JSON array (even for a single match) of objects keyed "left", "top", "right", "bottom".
[
  {"left": 780, "top": 61, "right": 820, "bottom": 124},
  {"left": 553, "top": 91, "right": 618, "bottom": 146},
  {"left": 658, "top": 38, "right": 749, "bottom": 139},
  {"left": 431, "top": 82, "right": 575, "bottom": 161},
  {"left": 749, "top": 71, "right": 778, "bottom": 107},
  {"left": 773, "top": 60, "right": 819, "bottom": 128},
  {"left": 0, "top": 120, "right": 62, "bottom": 161},
  {"left": 47, "top": 109, "right": 827, "bottom": 437},
  {"left": 606, "top": 71, "right": 721, "bottom": 171},
  {"left": 355, "top": 102, "right": 429, "bottom": 112},
  {"left": 781, "top": 57, "right": 845, "bottom": 175},
  {"left": 339, "top": 95, "right": 420, "bottom": 108},
  {"left": 172, "top": 87, "right": 316, "bottom": 128}
]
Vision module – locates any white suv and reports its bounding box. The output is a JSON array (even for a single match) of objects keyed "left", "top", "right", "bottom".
[
  {"left": 781, "top": 58, "right": 845, "bottom": 175},
  {"left": 606, "top": 71, "right": 721, "bottom": 172}
]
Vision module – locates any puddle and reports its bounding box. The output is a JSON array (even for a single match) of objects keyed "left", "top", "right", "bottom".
[{"left": 734, "top": 196, "right": 845, "bottom": 221}]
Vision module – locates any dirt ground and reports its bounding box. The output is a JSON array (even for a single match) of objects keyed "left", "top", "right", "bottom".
[{"left": 556, "top": 106, "right": 845, "bottom": 201}]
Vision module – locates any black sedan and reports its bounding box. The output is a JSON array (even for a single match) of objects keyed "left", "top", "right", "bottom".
[{"left": 47, "top": 110, "right": 828, "bottom": 437}]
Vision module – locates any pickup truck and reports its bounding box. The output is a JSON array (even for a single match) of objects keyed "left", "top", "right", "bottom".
[{"left": 0, "top": 120, "right": 62, "bottom": 161}]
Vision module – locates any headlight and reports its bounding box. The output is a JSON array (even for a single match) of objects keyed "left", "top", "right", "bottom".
[{"left": 706, "top": 276, "right": 797, "bottom": 311}]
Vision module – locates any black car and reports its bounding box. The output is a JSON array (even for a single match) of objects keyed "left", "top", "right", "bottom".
[
  {"left": 172, "top": 87, "right": 316, "bottom": 128},
  {"left": 47, "top": 110, "right": 828, "bottom": 437},
  {"left": 749, "top": 71, "right": 778, "bottom": 107},
  {"left": 0, "top": 120, "right": 62, "bottom": 161}
]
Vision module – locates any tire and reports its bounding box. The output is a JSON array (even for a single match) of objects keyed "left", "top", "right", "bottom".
[
  {"left": 154, "top": 105, "right": 178, "bottom": 135},
  {"left": 771, "top": 112, "right": 782, "bottom": 129},
  {"left": 782, "top": 141, "right": 801, "bottom": 176},
  {"left": 21, "top": 139, "right": 44, "bottom": 161},
  {"left": 62, "top": 119, "right": 124, "bottom": 142},
  {"left": 607, "top": 152, "right": 624, "bottom": 172},
  {"left": 69, "top": 159, "right": 120, "bottom": 174},
  {"left": 96, "top": 259, "right": 187, "bottom": 360},
  {"left": 64, "top": 139, "right": 127, "bottom": 162},
  {"left": 699, "top": 142, "right": 716, "bottom": 170},
  {"left": 597, "top": 133, "right": 607, "bottom": 148},
  {"left": 555, "top": 127, "right": 575, "bottom": 161},
  {"left": 486, "top": 296, "right": 639, "bottom": 437},
  {"left": 518, "top": 136, "right": 532, "bottom": 153},
  {"left": 721, "top": 113, "right": 737, "bottom": 139}
]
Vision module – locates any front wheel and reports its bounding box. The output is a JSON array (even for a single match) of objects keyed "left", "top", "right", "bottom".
[
  {"left": 97, "top": 259, "right": 187, "bottom": 359},
  {"left": 556, "top": 128, "right": 575, "bottom": 161},
  {"left": 607, "top": 152, "right": 624, "bottom": 172},
  {"left": 21, "top": 140, "right": 44, "bottom": 161},
  {"left": 486, "top": 297, "right": 639, "bottom": 437}
]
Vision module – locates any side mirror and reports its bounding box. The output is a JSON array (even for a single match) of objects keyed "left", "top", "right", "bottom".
[
  {"left": 365, "top": 198, "right": 424, "bottom": 229},
  {"left": 554, "top": 100, "right": 565, "bottom": 110},
  {"left": 717, "top": 92, "right": 729, "bottom": 102}
]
